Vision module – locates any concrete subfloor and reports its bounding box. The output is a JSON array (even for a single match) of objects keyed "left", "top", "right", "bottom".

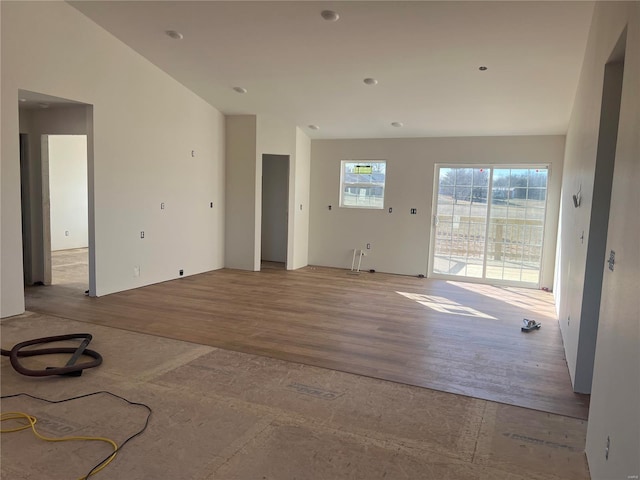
[{"left": 1, "top": 313, "right": 589, "bottom": 479}]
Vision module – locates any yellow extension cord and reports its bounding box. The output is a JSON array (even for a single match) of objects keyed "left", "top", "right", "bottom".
[{"left": 1, "top": 411, "right": 118, "bottom": 479}]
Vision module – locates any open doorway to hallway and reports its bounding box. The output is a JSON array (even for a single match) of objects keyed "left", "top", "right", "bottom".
[
  {"left": 261, "top": 154, "right": 290, "bottom": 271},
  {"left": 18, "top": 91, "right": 94, "bottom": 296},
  {"left": 45, "top": 134, "right": 89, "bottom": 290}
]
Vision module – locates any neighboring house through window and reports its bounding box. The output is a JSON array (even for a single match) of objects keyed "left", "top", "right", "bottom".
[{"left": 340, "top": 160, "right": 386, "bottom": 209}]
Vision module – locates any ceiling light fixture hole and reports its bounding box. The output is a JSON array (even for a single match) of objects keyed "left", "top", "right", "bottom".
[
  {"left": 308, "top": 125, "right": 320, "bottom": 130},
  {"left": 391, "top": 122, "right": 403, "bottom": 128},
  {"left": 479, "top": 66, "right": 488, "bottom": 71},
  {"left": 321, "top": 10, "right": 339, "bottom": 22},
  {"left": 233, "top": 86, "right": 248, "bottom": 94},
  {"left": 363, "top": 78, "right": 378, "bottom": 85},
  {"left": 165, "top": 30, "right": 184, "bottom": 40}
]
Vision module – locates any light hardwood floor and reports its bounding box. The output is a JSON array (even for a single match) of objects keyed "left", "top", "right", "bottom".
[{"left": 29, "top": 252, "right": 588, "bottom": 419}]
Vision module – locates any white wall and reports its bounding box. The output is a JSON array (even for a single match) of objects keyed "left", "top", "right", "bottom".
[
  {"left": 47, "top": 135, "right": 88, "bottom": 251},
  {"left": 225, "top": 115, "right": 258, "bottom": 270},
  {"left": 1, "top": 1, "right": 225, "bottom": 316},
  {"left": 256, "top": 115, "right": 295, "bottom": 270},
  {"left": 0, "top": 0, "right": 7, "bottom": 313},
  {"left": 554, "top": 1, "right": 640, "bottom": 400},
  {"left": 291, "top": 128, "right": 311, "bottom": 270},
  {"left": 225, "top": 114, "right": 310, "bottom": 272},
  {"left": 556, "top": 2, "right": 639, "bottom": 478},
  {"left": 309, "top": 136, "right": 564, "bottom": 284}
]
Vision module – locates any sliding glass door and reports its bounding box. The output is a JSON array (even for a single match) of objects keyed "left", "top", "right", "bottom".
[
  {"left": 430, "top": 166, "right": 548, "bottom": 286},
  {"left": 432, "top": 167, "right": 489, "bottom": 278}
]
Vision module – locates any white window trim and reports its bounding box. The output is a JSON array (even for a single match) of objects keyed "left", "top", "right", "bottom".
[{"left": 339, "top": 160, "right": 387, "bottom": 210}]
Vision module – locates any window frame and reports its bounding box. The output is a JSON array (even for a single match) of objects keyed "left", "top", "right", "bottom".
[
  {"left": 339, "top": 160, "right": 387, "bottom": 210},
  {"left": 428, "top": 163, "right": 551, "bottom": 288}
]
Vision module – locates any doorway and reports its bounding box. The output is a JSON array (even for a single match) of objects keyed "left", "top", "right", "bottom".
[
  {"left": 43, "top": 135, "right": 89, "bottom": 288},
  {"left": 429, "top": 165, "right": 549, "bottom": 286},
  {"left": 261, "top": 154, "right": 289, "bottom": 269},
  {"left": 18, "top": 91, "right": 94, "bottom": 295},
  {"left": 574, "top": 30, "right": 626, "bottom": 393}
]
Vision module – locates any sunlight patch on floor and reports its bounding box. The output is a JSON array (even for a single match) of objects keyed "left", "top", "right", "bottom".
[
  {"left": 446, "top": 281, "right": 555, "bottom": 316},
  {"left": 396, "top": 291, "right": 496, "bottom": 319}
]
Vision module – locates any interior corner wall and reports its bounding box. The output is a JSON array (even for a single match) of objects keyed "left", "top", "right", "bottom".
[
  {"left": 256, "top": 114, "right": 302, "bottom": 271},
  {"left": 559, "top": 2, "right": 639, "bottom": 479},
  {"left": 225, "top": 115, "right": 258, "bottom": 270},
  {"left": 309, "top": 136, "right": 564, "bottom": 282},
  {"left": 256, "top": 115, "right": 296, "bottom": 270},
  {"left": 0, "top": 5, "right": 25, "bottom": 316},
  {"left": 224, "top": 115, "right": 310, "bottom": 272},
  {"left": 1, "top": 1, "right": 225, "bottom": 315},
  {"left": 555, "top": 2, "right": 638, "bottom": 396},
  {"left": 291, "top": 128, "right": 311, "bottom": 270}
]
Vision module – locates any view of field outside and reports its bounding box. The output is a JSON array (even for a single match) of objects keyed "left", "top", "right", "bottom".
[{"left": 433, "top": 167, "right": 548, "bottom": 284}]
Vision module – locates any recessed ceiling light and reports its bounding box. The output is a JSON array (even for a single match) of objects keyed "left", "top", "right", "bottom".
[
  {"left": 479, "top": 66, "right": 488, "bottom": 71},
  {"left": 321, "top": 10, "right": 339, "bottom": 21},
  {"left": 391, "top": 122, "right": 403, "bottom": 128},
  {"left": 233, "top": 86, "right": 248, "bottom": 94},
  {"left": 308, "top": 125, "right": 320, "bottom": 130},
  {"left": 363, "top": 78, "right": 378, "bottom": 85},
  {"left": 165, "top": 30, "right": 184, "bottom": 40}
]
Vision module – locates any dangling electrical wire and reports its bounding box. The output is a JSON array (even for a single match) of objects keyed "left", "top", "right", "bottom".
[
  {"left": 1, "top": 391, "right": 152, "bottom": 480},
  {"left": 1, "top": 411, "right": 118, "bottom": 479}
]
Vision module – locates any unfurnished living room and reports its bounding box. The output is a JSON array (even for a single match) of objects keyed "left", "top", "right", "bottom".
[{"left": 1, "top": 2, "right": 638, "bottom": 480}]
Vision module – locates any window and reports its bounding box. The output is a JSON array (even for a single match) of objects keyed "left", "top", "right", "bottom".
[
  {"left": 340, "top": 160, "right": 386, "bottom": 209},
  {"left": 430, "top": 165, "right": 549, "bottom": 286}
]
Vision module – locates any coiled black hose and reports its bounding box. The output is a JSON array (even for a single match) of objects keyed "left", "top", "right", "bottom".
[{"left": 1, "top": 333, "right": 102, "bottom": 377}]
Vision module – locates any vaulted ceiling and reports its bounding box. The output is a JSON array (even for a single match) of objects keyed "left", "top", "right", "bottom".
[{"left": 69, "top": 1, "right": 594, "bottom": 139}]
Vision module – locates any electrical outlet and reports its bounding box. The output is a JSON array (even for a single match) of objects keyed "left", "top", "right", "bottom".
[
  {"left": 133, "top": 266, "right": 140, "bottom": 277},
  {"left": 388, "top": 207, "right": 393, "bottom": 213},
  {"left": 161, "top": 202, "right": 165, "bottom": 210},
  {"left": 411, "top": 208, "right": 417, "bottom": 214},
  {"left": 140, "top": 231, "right": 145, "bottom": 239},
  {"left": 210, "top": 202, "right": 213, "bottom": 208},
  {"left": 65, "top": 230, "right": 70, "bottom": 236},
  {"left": 179, "top": 269, "right": 184, "bottom": 276},
  {"left": 366, "top": 243, "right": 371, "bottom": 250}
]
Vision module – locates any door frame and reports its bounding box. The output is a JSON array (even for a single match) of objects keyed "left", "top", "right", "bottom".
[
  {"left": 41, "top": 134, "right": 90, "bottom": 286},
  {"left": 18, "top": 94, "right": 95, "bottom": 295},
  {"left": 428, "top": 163, "right": 551, "bottom": 288},
  {"left": 260, "top": 153, "right": 291, "bottom": 268}
]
